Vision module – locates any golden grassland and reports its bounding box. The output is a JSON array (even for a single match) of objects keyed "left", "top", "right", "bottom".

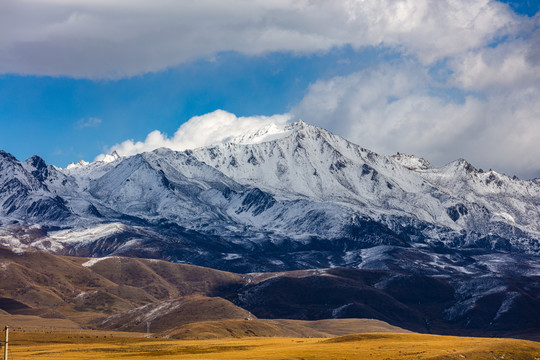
[
  {"left": 3, "top": 330, "right": 540, "bottom": 360},
  {"left": 0, "top": 315, "right": 81, "bottom": 331}
]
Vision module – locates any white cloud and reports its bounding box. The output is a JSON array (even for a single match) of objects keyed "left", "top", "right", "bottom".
[
  {"left": 292, "top": 63, "right": 540, "bottom": 179},
  {"left": 75, "top": 117, "right": 102, "bottom": 129},
  {"left": 453, "top": 33, "right": 540, "bottom": 90},
  {"left": 95, "top": 110, "right": 291, "bottom": 161},
  {"left": 8, "top": 0, "right": 536, "bottom": 179},
  {"left": 0, "top": 0, "right": 523, "bottom": 78},
  {"left": 95, "top": 59, "right": 540, "bottom": 179}
]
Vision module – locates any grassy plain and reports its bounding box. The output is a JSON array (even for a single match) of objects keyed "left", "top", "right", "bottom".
[{"left": 4, "top": 330, "right": 540, "bottom": 360}]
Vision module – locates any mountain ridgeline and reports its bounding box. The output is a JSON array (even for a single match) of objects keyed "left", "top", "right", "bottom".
[{"left": 0, "top": 121, "right": 539, "bottom": 271}]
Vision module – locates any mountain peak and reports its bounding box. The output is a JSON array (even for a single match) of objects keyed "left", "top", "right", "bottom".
[
  {"left": 230, "top": 122, "right": 293, "bottom": 145},
  {"left": 25, "top": 155, "right": 47, "bottom": 170},
  {"left": 0, "top": 150, "right": 18, "bottom": 163},
  {"left": 69, "top": 150, "right": 121, "bottom": 168},
  {"left": 102, "top": 150, "right": 121, "bottom": 163},
  {"left": 392, "top": 153, "right": 434, "bottom": 171},
  {"left": 227, "top": 119, "right": 327, "bottom": 146},
  {"left": 448, "top": 158, "right": 477, "bottom": 174},
  {"left": 24, "top": 155, "right": 49, "bottom": 182},
  {"left": 295, "top": 119, "right": 307, "bottom": 127},
  {"left": 288, "top": 119, "right": 322, "bottom": 131},
  {"left": 67, "top": 159, "right": 90, "bottom": 169}
]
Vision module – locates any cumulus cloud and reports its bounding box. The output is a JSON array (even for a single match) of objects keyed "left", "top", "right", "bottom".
[
  {"left": 75, "top": 117, "right": 102, "bottom": 129},
  {"left": 449, "top": 28, "right": 540, "bottom": 91},
  {"left": 94, "top": 110, "right": 291, "bottom": 161},
  {"left": 10, "top": 0, "right": 537, "bottom": 178},
  {"left": 0, "top": 0, "right": 523, "bottom": 78},
  {"left": 292, "top": 62, "right": 540, "bottom": 179}
]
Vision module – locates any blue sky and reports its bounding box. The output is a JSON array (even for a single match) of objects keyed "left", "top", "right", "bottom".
[
  {"left": 0, "top": 0, "right": 539, "bottom": 179},
  {"left": 0, "top": 46, "right": 391, "bottom": 164}
]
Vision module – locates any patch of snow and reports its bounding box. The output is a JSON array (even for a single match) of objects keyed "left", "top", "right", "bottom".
[
  {"left": 358, "top": 246, "right": 394, "bottom": 270},
  {"left": 343, "top": 251, "right": 360, "bottom": 264},
  {"left": 11, "top": 247, "right": 26, "bottom": 255},
  {"left": 115, "top": 239, "right": 141, "bottom": 251},
  {"left": 494, "top": 292, "right": 520, "bottom": 321},
  {"left": 223, "top": 253, "right": 242, "bottom": 260},
  {"left": 100, "top": 151, "right": 121, "bottom": 164},
  {"left": 133, "top": 299, "right": 183, "bottom": 323},
  {"left": 427, "top": 254, "right": 475, "bottom": 275},
  {"left": 66, "top": 160, "right": 90, "bottom": 169},
  {"left": 74, "top": 291, "right": 96, "bottom": 300},
  {"left": 82, "top": 256, "right": 116, "bottom": 267},
  {"left": 444, "top": 297, "right": 477, "bottom": 321},
  {"left": 48, "top": 223, "right": 127, "bottom": 244},
  {"left": 230, "top": 123, "right": 293, "bottom": 145},
  {"left": 392, "top": 153, "right": 434, "bottom": 171},
  {"left": 445, "top": 277, "right": 509, "bottom": 321},
  {"left": 32, "top": 239, "right": 64, "bottom": 253},
  {"left": 494, "top": 212, "right": 515, "bottom": 223},
  {"left": 332, "top": 303, "right": 353, "bottom": 318}
]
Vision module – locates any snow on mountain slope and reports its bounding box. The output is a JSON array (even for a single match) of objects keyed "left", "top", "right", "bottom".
[
  {"left": 64, "top": 151, "right": 123, "bottom": 189},
  {"left": 414, "top": 160, "right": 540, "bottom": 250},
  {"left": 0, "top": 120, "right": 539, "bottom": 269},
  {"left": 78, "top": 148, "right": 363, "bottom": 243},
  {"left": 191, "top": 121, "right": 540, "bottom": 251},
  {"left": 230, "top": 123, "right": 293, "bottom": 145},
  {"left": 193, "top": 121, "right": 440, "bottom": 212},
  {"left": 392, "top": 153, "right": 434, "bottom": 171},
  {"left": 2, "top": 124, "right": 540, "bottom": 338},
  {"left": 193, "top": 121, "right": 432, "bottom": 219},
  {"left": 0, "top": 151, "right": 73, "bottom": 223}
]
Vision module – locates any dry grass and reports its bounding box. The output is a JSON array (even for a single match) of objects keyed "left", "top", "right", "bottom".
[
  {"left": 164, "top": 318, "right": 412, "bottom": 339},
  {"left": 0, "top": 248, "right": 246, "bottom": 328},
  {"left": 268, "top": 318, "right": 413, "bottom": 337},
  {"left": 0, "top": 314, "right": 81, "bottom": 331},
  {"left": 3, "top": 330, "right": 540, "bottom": 360}
]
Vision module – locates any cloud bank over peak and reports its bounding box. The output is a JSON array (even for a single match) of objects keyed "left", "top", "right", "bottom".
[
  {"left": 3, "top": 0, "right": 539, "bottom": 179},
  {"left": 0, "top": 0, "right": 524, "bottom": 78},
  {"left": 94, "top": 110, "right": 291, "bottom": 161},
  {"left": 292, "top": 59, "right": 540, "bottom": 179}
]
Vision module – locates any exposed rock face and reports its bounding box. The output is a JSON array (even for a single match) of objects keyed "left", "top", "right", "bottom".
[{"left": 0, "top": 121, "right": 539, "bottom": 272}]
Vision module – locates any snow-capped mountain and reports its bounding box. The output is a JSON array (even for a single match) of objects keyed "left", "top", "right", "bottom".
[
  {"left": 0, "top": 121, "right": 539, "bottom": 271},
  {"left": 191, "top": 121, "right": 540, "bottom": 252},
  {"left": 0, "top": 151, "right": 73, "bottom": 223}
]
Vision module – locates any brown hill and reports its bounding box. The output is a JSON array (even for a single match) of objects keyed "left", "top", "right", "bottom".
[
  {"left": 268, "top": 318, "right": 412, "bottom": 337},
  {"left": 84, "top": 256, "right": 244, "bottom": 299},
  {"left": 95, "top": 295, "right": 253, "bottom": 333},
  {"left": 0, "top": 247, "right": 245, "bottom": 326},
  {"left": 163, "top": 318, "right": 411, "bottom": 339},
  {"left": 164, "top": 319, "right": 291, "bottom": 339}
]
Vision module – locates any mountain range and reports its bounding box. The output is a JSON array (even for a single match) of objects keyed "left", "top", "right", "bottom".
[
  {"left": 1, "top": 120, "right": 539, "bottom": 269},
  {"left": 1, "top": 120, "right": 539, "bottom": 337}
]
